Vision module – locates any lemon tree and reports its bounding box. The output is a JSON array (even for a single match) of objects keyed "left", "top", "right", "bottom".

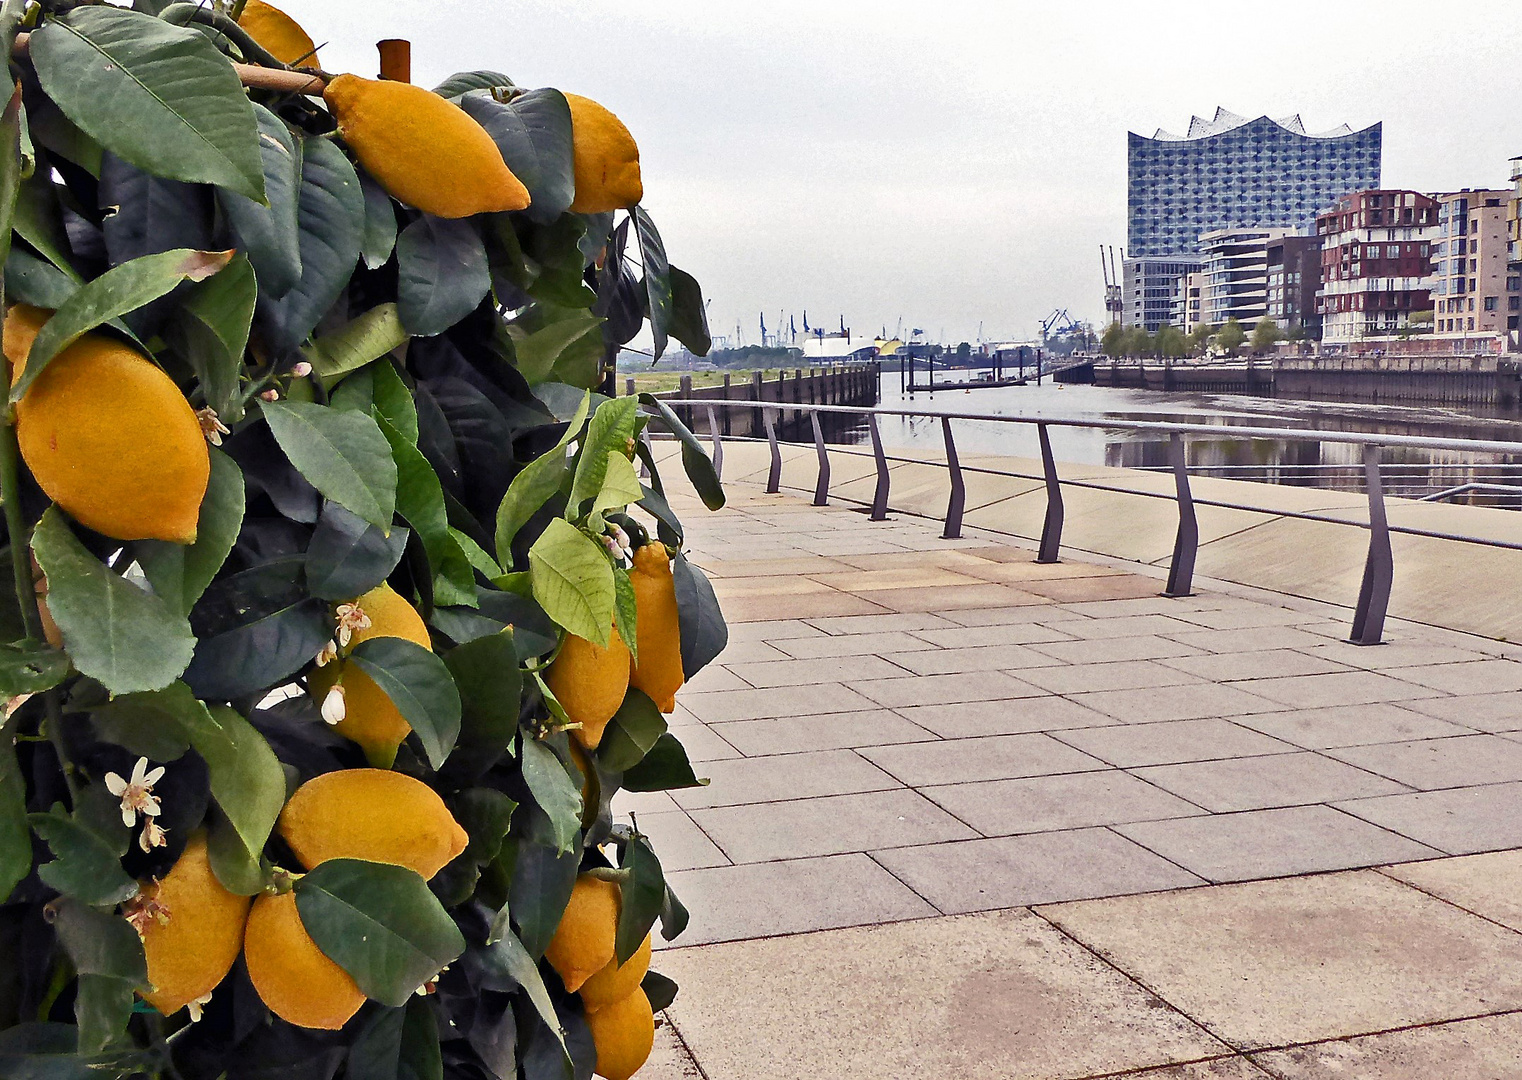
[{"left": 0, "top": 1, "right": 726, "bottom": 1077}]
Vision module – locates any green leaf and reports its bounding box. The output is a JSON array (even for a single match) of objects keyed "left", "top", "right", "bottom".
[
  {"left": 50, "top": 898, "right": 146, "bottom": 1053},
  {"left": 569, "top": 397, "right": 639, "bottom": 516},
  {"left": 378, "top": 416, "right": 476, "bottom": 609},
  {"left": 506, "top": 839, "right": 579, "bottom": 960},
  {"left": 612, "top": 566, "right": 638, "bottom": 668},
  {"left": 621, "top": 733, "right": 707, "bottom": 793},
  {"left": 31, "top": 509, "right": 195, "bottom": 695},
  {"left": 347, "top": 637, "right": 462, "bottom": 771},
  {"left": 528, "top": 520, "right": 614, "bottom": 648},
  {"left": 433, "top": 71, "right": 516, "bottom": 98},
  {"left": 305, "top": 501, "right": 409, "bottom": 602},
  {"left": 259, "top": 135, "right": 363, "bottom": 352},
  {"left": 631, "top": 207, "right": 672, "bottom": 360},
  {"left": 659, "top": 881, "right": 689, "bottom": 942},
  {"left": 493, "top": 395, "right": 590, "bottom": 569},
  {"left": 0, "top": 733, "right": 32, "bottom": 903},
  {"left": 28, "top": 90, "right": 104, "bottom": 177},
  {"left": 135, "top": 448, "right": 245, "bottom": 618},
  {"left": 261, "top": 399, "right": 398, "bottom": 529},
  {"left": 511, "top": 309, "right": 604, "bottom": 387},
  {"left": 358, "top": 170, "right": 398, "bottom": 270},
  {"left": 29, "top": 806, "right": 138, "bottom": 906},
  {"left": 0, "top": 640, "right": 70, "bottom": 699},
  {"left": 401, "top": 995, "right": 442, "bottom": 1080},
  {"left": 638, "top": 394, "right": 725, "bottom": 512},
  {"left": 597, "top": 689, "right": 667, "bottom": 774},
  {"left": 450, "top": 529, "right": 502, "bottom": 579},
  {"left": 479, "top": 922, "right": 571, "bottom": 1071},
  {"left": 13, "top": 171, "right": 76, "bottom": 281},
  {"left": 205, "top": 805, "right": 267, "bottom": 897},
  {"left": 432, "top": 787, "right": 517, "bottom": 907},
  {"left": 642, "top": 970, "right": 679, "bottom": 1012},
  {"left": 172, "top": 255, "right": 256, "bottom": 423},
  {"left": 395, "top": 216, "right": 491, "bottom": 338},
  {"left": 614, "top": 834, "right": 664, "bottom": 964},
  {"left": 296, "top": 859, "right": 466, "bottom": 1007},
  {"left": 5, "top": 246, "right": 79, "bottom": 309},
  {"left": 219, "top": 103, "right": 301, "bottom": 297},
  {"left": 457, "top": 89, "right": 574, "bottom": 224},
  {"left": 303, "top": 303, "right": 408, "bottom": 389},
  {"left": 29, "top": 6, "right": 264, "bottom": 200},
  {"left": 519, "top": 739, "right": 582, "bottom": 856},
  {"left": 370, "top": 360, "right": 419, "bottom": 444},
  {"left": 348, "top": 1008, "right": 406, "bottom": 1080},
  {"left": 443, "top": 630, "right": 521, "bottom": 779},
  {"left": 668, "top": 264, "right": 712, "bottom": 355},
  {"left": 9, "top": 248, "right": 233, "bottom": 404},
  {"left": 593, "top": 454, "right": 643, "bottom": 517},
  {"left": 673, "top": 553, "right": 728, "bottom": 678}
]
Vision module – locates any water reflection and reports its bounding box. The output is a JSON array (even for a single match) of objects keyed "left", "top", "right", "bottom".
[{"left": 825, "top": 371, "right": 1522, "bottom": 506}]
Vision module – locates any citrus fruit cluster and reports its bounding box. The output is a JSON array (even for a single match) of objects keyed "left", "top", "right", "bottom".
[{"left": 0, "top": 1, "right": 729, "bottom": 1078}]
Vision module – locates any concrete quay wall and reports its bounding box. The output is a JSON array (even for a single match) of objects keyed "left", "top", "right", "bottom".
[
  {"left": 641, "top": 364, "right": 880, "bottom": 440},
  {"left": 658, "top": 439, "right": 1522, "bottom": 643}
]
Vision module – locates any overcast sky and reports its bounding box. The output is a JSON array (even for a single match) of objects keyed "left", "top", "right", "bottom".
[{"left": 285, "top": 0, "right": 1521, "bottom": 347}]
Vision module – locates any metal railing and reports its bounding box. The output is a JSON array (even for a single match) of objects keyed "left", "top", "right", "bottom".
[{"left": 652, "top": 398, "right": 1522, "bottom": 646}]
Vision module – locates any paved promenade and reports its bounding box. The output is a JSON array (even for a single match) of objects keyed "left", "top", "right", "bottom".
[{"left": 632, "top": 446, "right": 1522, "bottom": 1078}]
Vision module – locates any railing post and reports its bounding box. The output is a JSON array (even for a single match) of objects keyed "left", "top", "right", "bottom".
[
  {"left": 1350, "top": 443, "right": 1393, "bottom": 645},
  {"left": 637, "top": 429, "right": 653, "bottom": 480},
  {"left": 1164, "top": 432, "right": 1197, "bottom": 597},
  {"left": 706, "top": 404, "right": 723, "bottom": 483},
  {"left": 941, "top": 417, "right": 964, "bottom": 539},
  {"left": 1037, "top": 422, "right": 1064, "bottom": 563},
  {"left": 811, "top": 411, "right": 830, "bottom": 506},
  {"left": 762, "top": 406, "right": 781, "bottom": 494},
  {"left": 868, "top": 413, "right": 890, "bottom": 521}
]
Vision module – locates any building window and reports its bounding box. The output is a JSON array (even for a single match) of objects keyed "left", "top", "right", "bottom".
[
  {"left": 1469, "top": 318, "right": 1476, "bottom": 330},
  {"left": 1511, "top": 296, "right": 1521, "bottom": 311},
  {"left": 1485, "top": 296, "right": 1499, "bottom": 311}
]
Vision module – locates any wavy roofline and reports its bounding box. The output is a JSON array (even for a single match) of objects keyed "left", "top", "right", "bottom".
[{"left": 1134, "top": 107, "right": 1380, "bottom": 143}]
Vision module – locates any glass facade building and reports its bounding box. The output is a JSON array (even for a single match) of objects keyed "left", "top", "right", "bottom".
[{"left": 1128, "top": 109, "right": 1382, "bottom": 259}]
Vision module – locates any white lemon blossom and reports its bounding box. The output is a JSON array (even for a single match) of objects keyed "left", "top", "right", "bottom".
[
  {"left": 104, "top": 757, "right": 164, "bottom": 827},
  {"left": 321, "top": 684, "right": 346, "bottom": 725}
]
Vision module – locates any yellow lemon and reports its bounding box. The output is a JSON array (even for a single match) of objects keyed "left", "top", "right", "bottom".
[
  {"left": 236, "top": 0, "right": 320, "bottom": 68},
  {"left": 585, "top": 989, "right": 655, "bottom": 1080},
  {"left": 628, "top": 544, "right": 683, "bottom": 713},
  {"left": 544, "top": 874, "right": 619, "bottom": 993},
  {"left": 277, "top": 768, "right": 468, "bottom": 881},
  {"left": 545, "top": 625, "right": 630, "bottom": 751},
  {"left": 324, "top": 74, "right": 530, "bottom": 219},
  {"left": 5, "top": 305, "right": 209, "bottom": 543},
  {"left": 243, "top": 891, "right": 365, "bottom": 1030},
  {"left": 136, "top": 833, "right": 251, "bottom": 1016},
  {"left": 565, "top": 94, "right": 644, "bottom": 214},
  {"left": 309, "top": 584, "right": 432, "bottom": 765},
  {"left": 580, "top": 934, "right": 651, "bottom": 1013}
]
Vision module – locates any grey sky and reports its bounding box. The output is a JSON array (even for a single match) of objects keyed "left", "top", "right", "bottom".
[{"left": 286, "top": 0, "right": 1520, "bottom": 346}]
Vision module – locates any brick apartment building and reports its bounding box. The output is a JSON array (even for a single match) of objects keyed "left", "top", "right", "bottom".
[
  {"left": 1316, "top": 190, "right": 1438, "bottom": 346},
  {"left": 1430, "top": 189, "right": 1518, "bottom": 347}
]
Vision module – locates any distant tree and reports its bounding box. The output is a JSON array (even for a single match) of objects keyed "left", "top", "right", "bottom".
[
  {"left": 955, "top": 341, "right": 972, "bottom": 363},
  {"left": 1215, "top": 317, "right": 1245, "bottom": 356},
  {"left": 1154, "top": 323, "right": 1186, "bottom": 358},
  {"left": 1286, "top": 321, "right": 1307, "bottom": 343},
  {"left": 1100, "top": 322, "right": 1125, "bottom": 358},
  {"left": 1250, "top": 317, "right": 1284, "bottom": 354},
  {"left": 1186, "top": 322, "right": 1216, "bottom": 355},
  {"left": 1122, "top": 327, "right": 1153, "bottom": 357}
]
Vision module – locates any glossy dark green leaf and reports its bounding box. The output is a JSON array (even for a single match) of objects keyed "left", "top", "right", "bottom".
[
  {"left": 0, "top": 640, "right": 69, "bottom": 699},
  {"left": 395, "top": 216, "right": 491, "bottom": 338},
  {"left": 507, "top": 839, "right": 578, "bottom": 960},
  {"left": 358, "top": 170, "right": 398, "bottom": 270},
  {"left": 4, "top": 246, "right": 79, "bottom": 308},
  {"left": 261, "top": 400, "right": 398, "bottom": 529},
  {"left": 642, "top": 970, "right": 678, "bottom": 1011},
  {"left": 296, "top": 859, "right": 466, "bottom": 1007},
  {"left": 347, "top": 1007, "right": 406, "bottom": 1080},
  {"left": 431, "top": 589, "right": 557, "bottom": 656},
  {"left": 569, "top": 397, "right": 639, "bottom": 516},
  {"left": 10, "top": 247, "right": 233, "bottom": 404},
  {"left": 135, "top": 448, "right": 245, "bottom": 618},
  {"left": 457, "top": 89, "right": 574, "bottom": 224},
  {"left": 370, "top": 359, "right": 419, "bottom": 444},
  {"left": 493, "top": 393, "right": 589, "bottom": 568},
  {"left": 348, "top": 637, "right": 462, "bottom": 770},
  {"left": 31, "top": 509, "right": 195, "bottom": 694},
  {"left": 528, "top": 520, "right": 614, "bottom": 648},
  {"left": 659, "top": 880, "right": 689, "bottom": 942},
  {"left": 29, "top": 7, "right": 263, "bottom": 199},
  {"left": 481, "top": 923, "right": 571, "bottom": 1076},
  {"left": 184, "top": 558, "right": 330, "bottom": 701},
  {"left": 672, "top": 552, "right": 727, "bottom": 678},
  {"left": 597, "top": 689, "right": 667, "bottom": 774},
  {"left": 205, "top": 804, "right": 267, "bottom": 896},
  {"left": 27, "top": 88, "right": 104, "bottom": 177},
  {"left": 519, "top": 740, "right": 582, "bottom": 856},
  {"left": 171, "top": 252, "right": 256, "bottom": 423},
  {"left": 668, "top": 264, "right": 711, "bottom": 355},
  {"left": 401, "top": 995, "right": 442, "bottom": 1080},
  {"left": 620, "top": 733, "right": 707, "bottom": 793},
  {"left": 432, "top": 787, "right": 517, "bottom": 907},
  {"left": 631, "top": 207, "right": 672, "bottom": 360},
  {"left": 0, "top": 734, "right": 31, "bottom": 903},
  {"left": 637, "top": 394, "right": 724, "bottom": 512},
  {"left": 219, "top": 103, "right": 301, "bottom": 298},
  {"left": 305, "top": 501, "right": 410, "bottom": 601},
  {"left": 432, "top": 71, "right": 515, "bottom": 98},
  {"left": 636, "top": 481, "right": 684, "bottom": 550},
  {"left": 257, "top": 135, "right": 363, "bottom": 352},
  {"left": 443, "top": 630, "right": 521, "bottom": 777},
  {"left": 50, "top": 898, "right": 146, "bottom": 1053},
  {"left": 614, "top": 834, "right": 664, "bottom": 964},
  {"left": 612, "top": 567, "right": 638, "bottom": 667},
  {"left": 12, "top": 171, "right": 74, "bottom": 280},
  {"left": 378, "top": 416, "right": 476, "bottom": 608},
  {"left": 29, "top": 806, "right": 138, "bottom": 906}
]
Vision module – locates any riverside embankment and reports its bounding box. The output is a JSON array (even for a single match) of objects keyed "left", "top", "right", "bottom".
[{"left": 640, "top": 363, "right": 880, "bottom": 439}]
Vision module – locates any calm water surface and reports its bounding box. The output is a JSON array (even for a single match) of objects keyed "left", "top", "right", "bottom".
[{"left": 823, "top": 370, "right": 1522, "bottom": 503}]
